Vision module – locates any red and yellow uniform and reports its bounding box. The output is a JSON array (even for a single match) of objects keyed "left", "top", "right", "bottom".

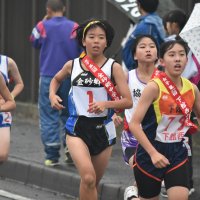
[{"left": 135, "top": 77, "right": 195, "bottom": 181}]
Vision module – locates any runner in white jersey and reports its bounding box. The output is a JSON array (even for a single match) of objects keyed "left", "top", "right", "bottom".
[
  {"left": 113, "top": 35, "right": 159, "bottom": 200},
  {"left": 69, "top": 57, "right": 113, "bottom": 118},
  {"left": 122, "top": 69, "right": 147, "bottom": 164},
  {"left": 0, "top": 54, "right": 23, "bottom": 162},
  {"left": 0, "top": 55, "right": 12, "bottom": 128},
  {"left": 49, "top": 19, "right": 132, "bottom": 200},
  {"left": 66, "top": 57, "right": 117, "bottom": 143},
  {"left": 0, "top": 73, "right": 15, "bottom": 112}
]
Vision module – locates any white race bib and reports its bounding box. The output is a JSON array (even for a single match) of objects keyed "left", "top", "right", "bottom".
[
  {"left": 155, "top": 114, "right": 189, "bottom": 143},
  {"left": 73, "top": 86, "right": 108, "bottom": 117}
]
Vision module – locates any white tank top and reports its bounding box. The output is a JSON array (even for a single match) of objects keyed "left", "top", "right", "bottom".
[
  {"left": 71, "top": 57, "right": 114, "bottom": 117},
  {"left": 0, "top": 55, "right": 9, "bottom": 82},
  {"left": 125, "top": 69, "right": 146, "bottom": 123}
]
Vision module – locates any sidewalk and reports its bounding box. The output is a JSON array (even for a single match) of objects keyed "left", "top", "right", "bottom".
[{"left": 0, "top": 102, "right": 200, "bottom": 200}]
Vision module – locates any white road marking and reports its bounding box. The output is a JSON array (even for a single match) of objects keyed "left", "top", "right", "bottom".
[{"left": 0, "top": 190, "right": 35, "bottom": 200}]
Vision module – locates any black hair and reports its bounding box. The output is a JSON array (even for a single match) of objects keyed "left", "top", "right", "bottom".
[
  {"left": 75, "top": 19, "right": 115, "bottom": 50},
  {"left": 132, "top": 34, "right": 159, "bottom": 55},
  {"left": 162, "top": 13, "right": 168, "bottom": 32},
  {"left": 163, "top": 9, "right": 188, "bottom": 31},
  {"left": 131, "top": 34, "right": 159, "bottom": 66},
  {"left": 137, "top": 0, "right": 159, "bottom": 13},
  {"left": 160, "top": 40, "right": 188, "bottom": 59},
  {"left": 46, "top": 0, "right": 64, "bottom": 12}
]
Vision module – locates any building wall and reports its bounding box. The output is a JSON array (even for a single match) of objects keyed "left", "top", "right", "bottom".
[{"left": 0, "top": 0, "right": 199, "bottom": 103}]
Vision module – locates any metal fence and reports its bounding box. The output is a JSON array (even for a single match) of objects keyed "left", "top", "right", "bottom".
[{"left": 0, "top": 0, "right": 199, "bottom": 103}]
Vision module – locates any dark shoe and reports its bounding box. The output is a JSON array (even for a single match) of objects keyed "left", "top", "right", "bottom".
[{"left": 64, "top": 148, "right": 74, "bottom": 165}]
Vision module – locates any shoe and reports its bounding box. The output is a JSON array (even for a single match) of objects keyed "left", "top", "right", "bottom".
[
  {"left": 124, "top": 186, "right": 138, "bottom": 200},
  {"left": 64, "top": 148, "right": 74, "bottom": 165},
  {"left": 189, "top": 188, "right": 195, "bottom": 196},
  {"left": 161, "top": 189, "right": 167, "bottom": 198},
  {"left": 44, "top": 159, "right": 59, "bottom": 167},
  {"left": 161, "top": 180, "right": 165, "bottom": 188},
  {"left": 161, "top": 181, "right": 167, "bottom": 198}
]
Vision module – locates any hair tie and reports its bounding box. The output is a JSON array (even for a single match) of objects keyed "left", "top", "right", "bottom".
[{"left": 82, "top": 20, "right": 100, "bottom": 39}]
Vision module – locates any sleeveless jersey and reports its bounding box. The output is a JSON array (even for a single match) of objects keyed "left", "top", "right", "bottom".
[
  {"left": 0, "top": 55, "right": 12, "bottom": 127},
  {"left": 121, "top": 69, "right": 147, "bottom": 156},
  {"left": 125, "top": 69, "right": 146, "bottom": 123},
  {"left": 146, "top": 77, "right": 195, "bottom": 143},
  {"left": 0, "top": 55, "right": 9, "bottom": 83},
  {"left": 66, "top": 58, "right": 116, "bottom": 142},
  {"left": 68, "top": 57, "right": 114, "bottom": 118}
]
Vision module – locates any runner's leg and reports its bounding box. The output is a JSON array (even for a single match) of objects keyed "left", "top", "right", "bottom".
[
  {"left": 67, "top": 135, "right": 98, "bottom": 200},
  {"left": 0, "top": 127, "right": 10, "bottom": 161}
]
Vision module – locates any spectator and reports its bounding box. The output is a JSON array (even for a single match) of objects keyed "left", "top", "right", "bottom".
[
  {"left": 30, "top": 0, "right": 82, "bottom": 167},
  {"left": 0, "top": 55, "right": 23, "bottom": 162},
  {"left": 163, "top": 9, "right": 187, "bottom": 41},
  {"left": 122, "top": 0, "right": 165, "bottom": 71}
]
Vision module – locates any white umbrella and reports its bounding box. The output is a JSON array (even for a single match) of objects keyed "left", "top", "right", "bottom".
[{"left": 180, "top": 3, "right": 200, "bottom": 63}]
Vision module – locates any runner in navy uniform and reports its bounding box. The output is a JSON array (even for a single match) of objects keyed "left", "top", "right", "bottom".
[{"left": 129, "top": 40, "right": 200, "bottom": 200}]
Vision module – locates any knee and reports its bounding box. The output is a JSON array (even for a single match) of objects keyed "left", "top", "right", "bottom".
[{"left": 81, "top": 173, "right": 96, "bottom": 189}]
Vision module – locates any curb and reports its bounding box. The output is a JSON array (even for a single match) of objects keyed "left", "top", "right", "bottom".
[
  {"left": 0, "top": 157, "right": 80, "bottom": 197},
  {"left": 0, "top": 157, "right": 125, "bottom": 200}
]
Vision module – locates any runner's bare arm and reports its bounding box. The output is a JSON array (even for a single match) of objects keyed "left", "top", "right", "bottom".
[
  {"left": 0, "top": 73, "right": 16, "bottom": 111},
  {"left": 49, "top": 60, "right": 72, "bottom": 110},
  {"left": 192, "top": 84, "right": 200, "bottom": 126},
  {"left": 8, "top": 57, "right": 24, "bottom": 98},
  {"left": 129, "top": 81, "right": 170, "bottom": 168},
  {"left": 104, "top": 62, "right": 132, "bottom": 110}
]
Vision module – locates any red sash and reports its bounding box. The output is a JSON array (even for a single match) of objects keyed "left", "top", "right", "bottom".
[
  {"left": 152, "top": 70, "right": 198, "bottom": 134},
  {"left": 81, "top": 54, "right": 122, "bottom": 113}
]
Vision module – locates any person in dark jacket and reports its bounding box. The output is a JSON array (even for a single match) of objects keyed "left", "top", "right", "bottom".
[{"left": 122, "top": 0, "right": 165, "bottom": 71}]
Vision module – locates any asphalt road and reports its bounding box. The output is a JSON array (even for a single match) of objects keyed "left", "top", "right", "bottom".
[{"left": 0, "top": 178, "right": 76, "bottom": 200}]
